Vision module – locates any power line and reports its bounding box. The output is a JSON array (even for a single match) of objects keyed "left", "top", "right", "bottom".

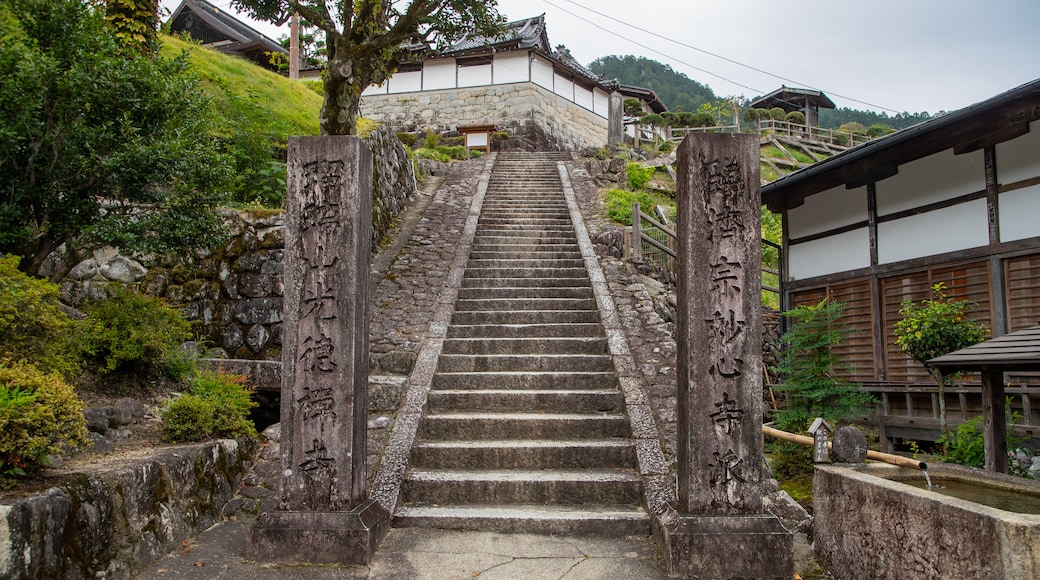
[{"left": 545, "top": 0, "right": 902, "bottom": 113}]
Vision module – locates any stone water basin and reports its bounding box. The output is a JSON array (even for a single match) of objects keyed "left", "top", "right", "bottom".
[{"left": 813, "top": 463, "right": 1040, "bottom": 579}]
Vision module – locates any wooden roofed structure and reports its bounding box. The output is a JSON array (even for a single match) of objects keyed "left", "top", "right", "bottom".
[
  {"left": 929, "top": 325, "right": 1040, "bottom": 473},
  {"left": 166, "top": 0, "right": 286, "bottom": 71},
  {"left": 750, "top": 86, "right": 836, "bottom": 127}
]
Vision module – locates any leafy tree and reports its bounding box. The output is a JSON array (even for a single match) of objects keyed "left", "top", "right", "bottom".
[
  {"left": 773, "top": 299, "right": 876, "bottom": 432},
  {"left": 231, "top": 0, "right": 504, "bottom": 135},
  {"left": 277, "top": 17, "right": 327, "bottom": 70},
  {"left": 0, "top": 0, "right": 232, "bottom": 278},
  {"left": 589, "top": 55, "right": 717, "bottom": 113},
  {"left": 102, "top": 0, "right": 159, "bottom": 54},
  {"left": 894, "top": 283, "right": 989, "bottom": 445}
]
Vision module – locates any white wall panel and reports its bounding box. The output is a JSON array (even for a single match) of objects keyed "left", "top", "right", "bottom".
[
  {"left": 788, "top": 185, "right": 867, "bottom": 239},
  {"left": 593, "top": 89, "right": 609, "bottom": 117},
  {"left": 493, "top": 53, "right": 529, "bottom": 84},
  {"left": 531, "top": 57, "right": 554, "bottom": 91},
  {"left": 553, "top": 72, "right": 573, "bottom": 99},
  {"left": 457, "top": 63, "right": 491, "bottom": 87},
  {"left": 877, "top": 198, "right": 988, "bottom": 263},
  {"left": 789, "top": 228, "right": 870, "bottom": 281},
  {"left": 362, "top": 83, "right": 387, "bottom": 96},
  {"left": 1000, "top": 183, "right": 1040, "bottom": 242},
  {"left": 387, "top": 70, "right": 421, "bottom": 93},
  {"left": 996, "top": 120, "right": 1040, "bottom": 184},
  {"left": 575, "top": 85, "right": 594, "bottom": 111},
  {"left": 876, "top": 149, "right": 985, "bottom": 216},
  {"left": 423, "top": 59, "right": 456, "bottom": 90}
]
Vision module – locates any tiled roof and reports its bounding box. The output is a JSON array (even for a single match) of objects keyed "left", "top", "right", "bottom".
[
  {"left": 442, "top": 14, "right": 549, "bottom": 55},
  {"left": 166, "top": 0, "right": 286, "bottom": 56}
]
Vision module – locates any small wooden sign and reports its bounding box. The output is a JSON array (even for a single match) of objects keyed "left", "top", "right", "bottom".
[{"left": 808, "top": 418, "right": 833, "bottom": 463}]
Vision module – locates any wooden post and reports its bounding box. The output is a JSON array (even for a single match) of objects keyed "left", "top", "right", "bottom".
[
  {"left": 630, "top": 203, "right": 643, "bottom": 263},
  {"left": 289, "top": 12, "right": 300, "bottom": 80},
  {"left": 981, "top": 368, "right": 1008, "bottom": 473}
]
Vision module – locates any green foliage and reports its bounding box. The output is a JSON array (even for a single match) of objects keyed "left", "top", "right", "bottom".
[
  {"left": 424, "top": 132, "right": 440, "bottom": 149},
  {"left": 604, "top": 188, "right": 674, "bottom": 226},
  {"left": 589, "top": 55, "right": 717, "bottom": 113},
  {"left": 0, "top": 1, "right": 235, "bottom": 277},
  {"left": 103, "top": 0, "right": 158, "bottom": 54},
  {"left": 820, "top": 108, "right": 932, "bottom": 132},
  {"left": 769, "top": 108, "right": 787, "bottom": 121},
  {"left": 939, "top": 399, "right": 1026, "bottom": 469},
  {"left": 623, "top": 98, "right": 645, "bottom": 117},
  {"left": 78, "top": 287, "right": 191, "bottom": 375},
  {"left": 744, "top": 108, "right": 770, "bottom": 123},
  {"left": 761, "top": 208, "right": 782, "bottom": 310},
  {"left": 866, "top": 123, "right": 896, "bottom": 137},
  {"left": 396, "top": 132, "right": 419, "bottom": 148},
  {"left": 785, "top": 111, "right": 806, "bottom": 125},
  {"left": 894, "top": 283, "right": 989, "bottom": 368},
  {"left": 773, "top": 299, "right": 876, "bottom": 432},
  {"left": 413, "top": 148, "right": 451, "bottom": 163},
  {"left": 161, "top": 370, "right": 257, "bottom": 442},
  {"left": 626, "top": 162, "right": 655, "bottom": 191},
  {"left": 0, "top": 361, "right": 89, "bottom": 483},
  {"left": 769, "top": 440, "right": 814, "bottom": 480},
  {"left": 657, "top": 140, "right": 674, "bottom": 154},
  {"left": 0, "top": 255, "right": 79, "bottom": 378}
]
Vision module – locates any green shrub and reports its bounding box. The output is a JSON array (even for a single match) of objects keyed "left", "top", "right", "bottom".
[
  {"left": 866, "top": 123, "right": 895, "bottom": 137},
  {"left": 423, "top": 132, "right": 440, "bottom": 148},
  {"left": 79, "top": 287, "right": 191, "bottom": 374},
  {"left": 604, "top": 188, "right": 672, "bottom": 225},
  {"left": 0, "top": 255, "right": 80, "bottom": 378},
  {"left": 413, "top": 147, "right": 451, "bottom": 163},
  {"left": 491, "top": 131, "right": 510, "bottom": 141},
  {"left": 438, "top": 145, "right": 469, "bottom": 160},
  {"left": 441, "top": 136, "right": 464, "bottom": 147},
  {"left": 769, "top": 440, "right": 814, "bottom": 480},
  {"left": 657, "top": 140, "right": 674, "bottom": 154},
  {"left": 769, "top": 107, "right": 787, "bottom": 121},
  {"left": 469, "top": 150, "right": 484, "bottom": 158},
  {"left": 395, "top": 132, "right": 418, "bottom": 148},
  {"left": 302, "top": 79, "right": 323, "bottom": 96},
  {"left": 626, "top": 162, "right": 655, "bottom": 191},
  {"left": 785, "top": 111, "right": 806, "bottom": 125},
  {"left": 161, "top": 370, "right": 256, "bottom": 442},
  {"left": 0, "top": 361, "right": 89, "bottom": 482}
]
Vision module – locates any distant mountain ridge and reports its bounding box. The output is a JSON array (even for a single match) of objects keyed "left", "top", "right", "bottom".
[{"left": 589, "top": 55, "right": 933, "bottom": 130}]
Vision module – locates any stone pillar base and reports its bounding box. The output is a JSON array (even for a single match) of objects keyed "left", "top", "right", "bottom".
[
  {"left": 653, "top": 505, "right": 793, "bottom": 578},
  {"left": 247, "top": 499, "right": 391, "bottom": 565}
]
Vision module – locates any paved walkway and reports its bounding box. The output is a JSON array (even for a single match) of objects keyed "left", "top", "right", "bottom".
[{"left": 141, "top": 155, "right": 681, "bottom": 579}]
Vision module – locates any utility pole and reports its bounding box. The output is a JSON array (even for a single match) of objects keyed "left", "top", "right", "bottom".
[{"left": 289, "top": 11, "right": 299, "bottom": 80}]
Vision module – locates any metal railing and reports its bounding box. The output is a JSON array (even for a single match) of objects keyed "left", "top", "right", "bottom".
[{"left": 627, "top": 202, "right": 782, "bottom": 307}]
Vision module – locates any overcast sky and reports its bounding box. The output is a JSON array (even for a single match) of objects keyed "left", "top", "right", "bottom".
[{"left": 162, "top": 0, "right": 1040, "bottom": 115}]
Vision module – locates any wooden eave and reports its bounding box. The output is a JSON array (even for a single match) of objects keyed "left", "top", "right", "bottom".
[
  {"left": 929, "top": 326, "right": 1040, "bottom": 373},
  {"left": 761, "top": 79, "right": 1040, "bottom": 213}
]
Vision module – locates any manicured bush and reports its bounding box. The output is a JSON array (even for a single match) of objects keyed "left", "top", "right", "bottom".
[
  {"left": 161, "top": 370, "right": 257, "bottom": 442},
  {"left": 658, "top": 140, "right": 674, "bottom": 154},
  {"left": 79, "top": 287, "right": 191, "bottom": 374},
  {"left": 0, "top": 254, "right": 79, "bottom": 378},
  {"left": 423, "top": 132, "right": 440, "bottom": 148},
  {"left": 413, "top": 147, "right": 451, "bottom": 163},
  {"left": 785, "top": 111, "right": 806, "bottom": 125},
  {"left": 438, "top": 145, "right": 469, "bottom": 160},
  {"left": 769, "top": 107, "right": 787, "bottom": 121},
  {"left": 626, "top": 162, "right": 655, "bottom": 191},
  {"left": 395, "top": 132, "right": 418, "bottom": 148},
  {"left": 0, "top": 360, "right": 89, "bottom": 482}
]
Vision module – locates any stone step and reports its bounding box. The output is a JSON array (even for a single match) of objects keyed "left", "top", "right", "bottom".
[
  {"left": 431, "top": 371, "right": 618, "bottom": 390},
  {"left": 402, "top": 468, "right": 642, "bottom": 506},
  {"left": 450, "top": 310, "right": 600, "bottom": 325},
  {"left": 477, "top": 218, "right": 572, "bottom": 227},
  {"left": 411, "top": 439, "right": 635, "bottom": 469},
  {"left": 437, "top": 353, "right": 612, "bottom": 373},
  {"left": 453, "top": 297, "right": 595, "bottom": 311},
  {"left": 463, "top": 267, "right": 588, "bottom": 279},
  {"left": 393, "top": 504, "right": 650, "bottom": 536},
  {"left": 464, "top": 259, "right": 585, "bottom": 270},
  {"left": 426, "top": 389, "right": 623, "bottom": 413},
  {"left": 446, "top": 322, "right": 603, "bottom": 338},
  {"left": 456, "top": 286, "right": 591, "bottom": 299},
  {"left": 472, "top": 230, "right": 576, "bottom": 240},
  {"left": 418, "top": 411, "right": 629, "bottom": 439},
  {"left": 440, "top": 336, "right": 607, "bottom": 355},
  {"left": 468, "top": 250, "right": 582, "bottom": 261},
  {"left": 470, "top": 243, "right": 580, "bottom": 254},
  {"left": 460, "top": 277, "right": 590, "bottom": 288}
]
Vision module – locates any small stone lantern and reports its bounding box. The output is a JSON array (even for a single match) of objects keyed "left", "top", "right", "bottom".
[{"left": 808, "top": 418, "right": 833, "bottom": 463}]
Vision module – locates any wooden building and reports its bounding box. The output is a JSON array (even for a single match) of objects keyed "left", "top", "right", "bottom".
[
  {"left": 750, "top": 86, "right": 836, "bottom": 127},
  {"left": 167, "top": 0, "right": 286, "bottom": 72},
  {"left": 361, "top": 15, "right": 665, "bottom": 151},
  {"left": 761, "top": 79, "right": 1040, "bottom": 444}
]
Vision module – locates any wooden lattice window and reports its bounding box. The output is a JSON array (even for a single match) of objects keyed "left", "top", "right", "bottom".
[
  {"left": 1006, "top": 254, "right": 1040, "bottom": 332},
  {"left": 882, "top": 262, "right": 993, "bottom": 382},
  {"left": 790, "top": 279, "right": 875, "bottom": 381}
]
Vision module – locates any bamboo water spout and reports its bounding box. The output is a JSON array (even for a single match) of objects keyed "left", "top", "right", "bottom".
[{"left": 762, "top": 425, "right": 927, "bottom": 471}]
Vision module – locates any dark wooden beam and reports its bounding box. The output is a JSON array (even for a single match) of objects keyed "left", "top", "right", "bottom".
[{"left": 981, "top": 369, "right": 1008, "bottom": 474}]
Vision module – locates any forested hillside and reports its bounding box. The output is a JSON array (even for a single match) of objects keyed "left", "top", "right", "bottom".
[{"left": 590, "top": 54, "right": 934, "bottom": 130}]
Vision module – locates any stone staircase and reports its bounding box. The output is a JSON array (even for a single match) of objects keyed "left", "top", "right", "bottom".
[{"left": 394, "top": 152, "right": 649, "bottom": 535}]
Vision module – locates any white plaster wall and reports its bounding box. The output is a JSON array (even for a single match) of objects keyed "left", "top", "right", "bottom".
[
  {"left": 532, "top": 57, "right": 553, "bottom": 91},
  {"left": 789, "top": 228, "right": 870, "bottom": 280},
  {"left": 388, "top": 70, "right": 421, "bottom": 93},
  {"left": 362, "top": 83, "right": 387, "bottom": 96},
  {"left": 493, "top": 53, "right": 529, "bottom": 84},
  {"left": 423, "top": 59, "right": 456, "bottom": 91},
  {"left": 787, "top": 185, "right": 868, "bottom": 239},
  {"left": 1000, "top": 183, "right": 1040, "bottom": 242},
  {"left": 875, "top": 148, "right": 985, "bottom": 216},
  {"left": 553, "top": 72, "right": 573, "bottom": 99},
  {"left": 877, "top": 198, "right": 989, "bottom": 263},
  {"left": 594, "top": 89, "right": 609, "bottom": 117},
  {"left": 457, "top": 63, "right": 492, "bottom": 87},
  {"left": 575, "top": 85, "right": 594, "bottom": 112},
  {"left": 996, "top": 120, "right": 1040, "bottom": 184}
]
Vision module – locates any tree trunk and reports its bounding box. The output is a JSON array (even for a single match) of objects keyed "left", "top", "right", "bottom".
[
  {"left": 320, "top": 50, "right": 364, "bottom": 136},
  {"left": 930, "top": 367, "right": 950, "bottom": 451}
]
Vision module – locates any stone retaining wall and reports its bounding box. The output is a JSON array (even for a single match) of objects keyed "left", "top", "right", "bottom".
[
  {"left": 58, "top": 127, "right": 416, "bottom": 361},
  {"left": 0, "top": 438, "right": 258, "bottom": 580},
  {"left": 362, "top": 83, "right": 609, "bottom": 151}
]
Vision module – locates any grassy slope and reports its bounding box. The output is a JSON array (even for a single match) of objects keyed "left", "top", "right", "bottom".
[{"left": 159, "top": 33, "right": 323, "bottom": 139}]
